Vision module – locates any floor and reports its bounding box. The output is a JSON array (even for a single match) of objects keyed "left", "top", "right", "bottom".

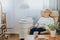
[{"left": 0, "top": 34, "right": 20, "bottom": 40}]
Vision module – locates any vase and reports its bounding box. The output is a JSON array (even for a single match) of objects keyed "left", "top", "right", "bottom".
[{"left": 50, "top": 30, "right": 56, "bottom": 37}]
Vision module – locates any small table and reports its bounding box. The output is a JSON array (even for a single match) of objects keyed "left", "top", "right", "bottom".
[{"left": 25, "top": 35, "right": 60, "bottom": 40}]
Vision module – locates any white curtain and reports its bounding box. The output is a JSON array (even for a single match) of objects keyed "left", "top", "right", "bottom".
[
  {"left": 24, "top": 0, "right": 50, "bottom": 10},
  {"left": 24, "top": 0, "right": 58, "bottom": 10},
  {"left": 43, "top": 0, "right": 58, "bottom": 10},
  {"left": 49, "top": 0, "right": 58, "bottom": 10}
]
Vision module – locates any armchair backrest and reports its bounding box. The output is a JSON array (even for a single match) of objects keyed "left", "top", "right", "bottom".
[{"left": 50, "top": 11, "right": 59, "bottom": 25}]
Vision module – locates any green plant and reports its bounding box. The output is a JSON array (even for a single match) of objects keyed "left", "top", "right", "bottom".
[{"left": 48, "top": 25, "right": 58, "bottom": 31}]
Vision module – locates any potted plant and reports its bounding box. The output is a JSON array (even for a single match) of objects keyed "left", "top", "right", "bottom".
[{"left": 48, "top": 25, "right": 58, "bottom": 37}]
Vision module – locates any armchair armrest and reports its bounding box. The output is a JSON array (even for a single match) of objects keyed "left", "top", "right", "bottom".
[
  {"left": 28, "top": 27, "right": 30, "bottom": 35},
  {"left": 40, "top": 31, "right": 50, "bottom": 35}
]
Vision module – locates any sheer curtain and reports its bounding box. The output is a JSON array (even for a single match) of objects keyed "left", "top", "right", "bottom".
[
  {"left": 25, "top": 0, "right": 49, "bottom": 10},
  {"left": 25, "top": 0, "right": 58, "bottom": 10},
  {"left": 43, "top": 0, "right": 50, "bottom": 9},
  {"left": 49, "top": 0, "right": 58, "bottom": 10},
  {"left": 43, "top": 0, "right": 58, "bottom": 10}
]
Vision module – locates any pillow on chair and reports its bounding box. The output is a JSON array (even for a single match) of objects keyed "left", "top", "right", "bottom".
[{"left": 50, "top": 11, "right": 59, "bottom": 25}]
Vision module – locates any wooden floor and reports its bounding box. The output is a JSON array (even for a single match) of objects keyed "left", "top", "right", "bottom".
[
  {"left": 0, "top": 35, "right": 60, "bottom": 40},
  {"left": 46, "top": 35, "right": 60, "bottom": 40},
  {"left": 34, "top": 35, "right": 60, "bottom": 40},
  {"left": 8, "top": 34, "right": 19, "bottom": 40}
]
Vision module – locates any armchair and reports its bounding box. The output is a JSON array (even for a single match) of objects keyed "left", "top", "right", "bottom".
[
  {"left": 40, "top": 11, "right": 59, "bottom": 34},
  {"left": 28, "top": 11, "right": 59, "bottom": 35},
  {"left": 50, "top": 11, "right": 59, "bottom": 25}
]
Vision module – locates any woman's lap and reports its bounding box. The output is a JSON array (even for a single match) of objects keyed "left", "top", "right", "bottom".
[{"left": 30, "top": 27, "right": 46, "bottom": 35}]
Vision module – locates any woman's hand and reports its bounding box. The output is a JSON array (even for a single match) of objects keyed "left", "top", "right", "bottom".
[{"left": 35, "top": 23, "right": 39, "bottom": 27}]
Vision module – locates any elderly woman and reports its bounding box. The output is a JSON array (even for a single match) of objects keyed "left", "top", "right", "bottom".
[{"left": 30, "top": 9, "right": 54, "bottom": 35}]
